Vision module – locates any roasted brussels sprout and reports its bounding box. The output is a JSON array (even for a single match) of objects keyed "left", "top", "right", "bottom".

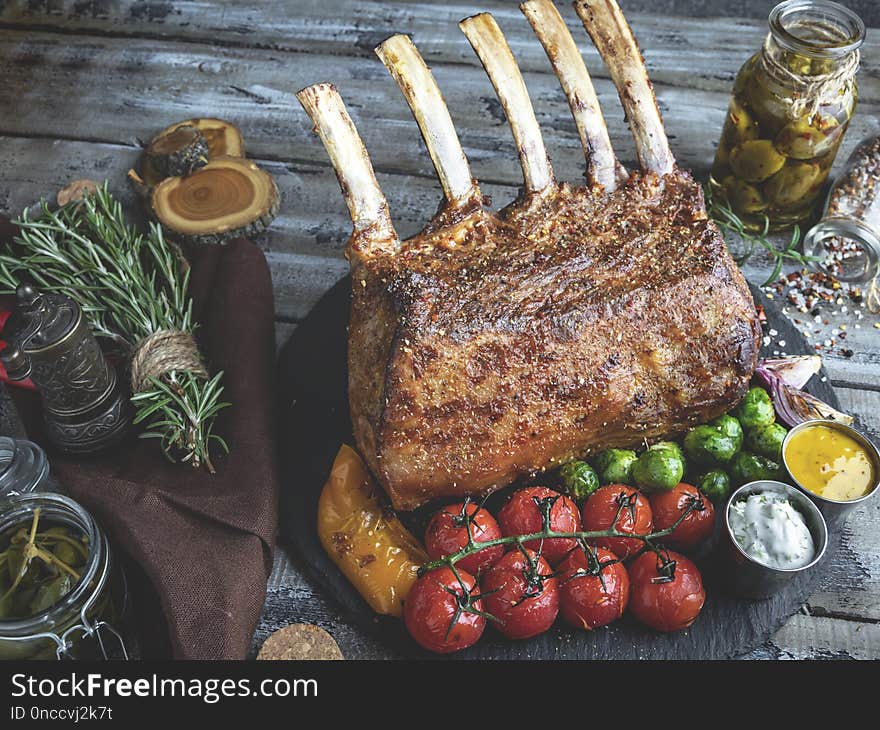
[
  {"left": 729, "top": 451, "right": 783, "bottom": 486},
  {"left": 649, "top": 441, "right": 685, "bottom": 462},
  {"left": 734, "top": 387, "right": 776, "bottom": 428},
  {"left": 730, "top": 140, "right": 787, "bottom": 183},
  {"left": 632, "top": 446, "right": 685, "bottom": 492},
  {"left": 684, "top": 425, "right": 738, "bottom": 466},
  {"left": 594, "top": 448, "right": 638, "bottom": 485},
  {"left": 559, "top": 460, "right": 600, "bottom": 502},
  {"left": 744, "top": 422, "right": 788, "bottom": 460},
  {"left": 696, "top": 469, "right": 731, "bottom": 503},
  {"left": 709, "top": 414, "right": 744, "bottom": 452}
]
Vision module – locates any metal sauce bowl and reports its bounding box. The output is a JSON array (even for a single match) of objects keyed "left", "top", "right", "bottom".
[
  {"left": 782, "top": 420, "right": 880, "bottom": 526},
  {"left": 721, "top": 480, "right": 828, "bottom": 600}
]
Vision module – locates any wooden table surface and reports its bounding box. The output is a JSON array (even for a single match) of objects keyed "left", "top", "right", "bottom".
[{"left": 0, "top": 0, "right": 877, "bottom": 659}]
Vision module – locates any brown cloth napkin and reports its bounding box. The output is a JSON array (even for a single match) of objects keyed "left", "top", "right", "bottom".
[{"left": 4, "top": 236, "right": 278, "bottom": 660}]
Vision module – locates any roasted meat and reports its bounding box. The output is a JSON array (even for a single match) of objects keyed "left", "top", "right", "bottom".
[{"left": 298, "top": 0, "right": 760, "bottom": 511}]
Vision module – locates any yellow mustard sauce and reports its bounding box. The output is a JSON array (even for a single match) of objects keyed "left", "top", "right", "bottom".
[{"left": 785, "top": 424, "right": 876, "bottom": 502}]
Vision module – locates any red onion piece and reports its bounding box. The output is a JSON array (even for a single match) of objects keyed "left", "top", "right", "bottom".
[{"left": 755, "top": 361, "right": 853, "bottom": 428}]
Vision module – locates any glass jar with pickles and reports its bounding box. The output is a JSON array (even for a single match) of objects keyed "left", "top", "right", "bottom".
[
  {"left": 0, "top": 492, "right": 128, "bottom": 659},
  {"left": 710, "top": 0, "right": 865, "bottom": 230}
]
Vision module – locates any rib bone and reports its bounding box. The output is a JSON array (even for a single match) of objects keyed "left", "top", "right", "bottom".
[
  {"left": 376, "top": 35, "right": 478, "bottom": 205},
  {"left": 460, "top": 13, "right": 554, "bottom": 193},
  {"left": 521, "top": 0, "right": 626, "bottom": 191},
  {"left": 574, "top": 0, "right": 675, "bottom": 175},
  {"left": 296, "top": 82, "right": 398, "bottom": 255}
]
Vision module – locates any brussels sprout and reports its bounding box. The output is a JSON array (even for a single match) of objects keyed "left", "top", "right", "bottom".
[
  {"left": 764, "top": 161, "right": 822, "bottom": 209},
  {"left": 684, "top": 425, "right": 738, "bottom": 466},
  {"left": 744, "top": 422, "right": 788, "bottom": 460},
  {"left": 729, "top": 451, "right": 783, "bottom": 486},
  {"left": 709, "top": 414, "right": 744, "bottom": 452},
  {"left": 648, "top": 441, "right": 685, "bottom": 462},
  {"left": 730, "top": 140, "right": 787, "bottom": 183},
  {"left": 734, "top": 387, "right": 776, "bottom": 428},
  {"left": 774, "top": 117, "right": 840, "bottom": 160},
  {"left": 722, "top": 176, "right": 768, "bottom": 214},
  {"left": 632, "top": 447, "right": 685, "bottom": 492},
  {"left": 559, "top": 460, "right": 600, "bottom": 502},
  {"left": 594, "top": 448, "right": 638, "bottom": 485},
  {"left": 696, "top": 469, "right": 731, "bottom": 503}
]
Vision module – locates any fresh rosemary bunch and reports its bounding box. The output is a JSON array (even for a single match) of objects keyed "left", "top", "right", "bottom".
[
  {"left": 704, "top": 184, "right": 819, "bottom": 286},
  {"left": 0, "top": 183, "right": 229, "bottom": 472}
]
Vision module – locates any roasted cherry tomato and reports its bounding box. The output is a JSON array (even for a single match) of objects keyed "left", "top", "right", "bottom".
[
  {"left": 481, "top": 549, "right": 559, "bottom": 640},
  {"left": 425, "top": 501, "right": 505, "bottom": 576},
  {"left": 628, "top": 549, "right": 705, "bottom": 632},
  {"left": 558, "top": 544, "right": 629, "bottom": 630},
  {"left": 580, "top": 485, "right": 654, "bottom": 559},
  {"left": 497, "top": 486, "right": 581, "bottom": 565},
  {"left": 649, "top": 483, "right": 715, "bottom": 550},
  {"left": 404, "top": 566, "right": 485, "bottom": 654}
]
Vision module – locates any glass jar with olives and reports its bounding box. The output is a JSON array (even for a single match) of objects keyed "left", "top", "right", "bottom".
[
  {"left": 710, "top": 0, "right": 865, "bottom": 230},
  {"left": 0, "top": 492, "right": 128, "bottom": 659}
]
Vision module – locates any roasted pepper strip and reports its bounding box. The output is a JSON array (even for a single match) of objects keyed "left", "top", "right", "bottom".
[{"left": 317, "top": 445, "right": 427, "bottom": 617}]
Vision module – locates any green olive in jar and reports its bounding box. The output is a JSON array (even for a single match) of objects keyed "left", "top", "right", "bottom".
[
  {"left": 774, "top": 116, "right": 841, "bottom": 160},
  {"left": 721, "top": 176, "right": 768, "bottom": 214},
  {"left": 764, "top": 162, "right": 821, "bottom": 208},
  {"left": 730, "top": 140, "right": 787, "bottom": 183},
  {"left": 724, "top": 97, "right": 761, "bottom": 145}
]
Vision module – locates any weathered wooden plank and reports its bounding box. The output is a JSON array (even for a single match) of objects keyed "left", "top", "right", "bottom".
[
  {"left": 765, "top": 614, "right": 880, "bottom": 659},
  {"left": 1, "top": 1, "right": 877, "bottom": 100},
  {"left": 0, "top": 28, "right": 877, "bottom": 191}
]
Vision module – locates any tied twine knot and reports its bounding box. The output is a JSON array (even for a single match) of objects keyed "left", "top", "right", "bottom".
[
  {"left": 759, "top": 34, "right": 860, "bottom": 121},
  {"left": 130, "top": 329, "right": 207, "bottom": 393}
]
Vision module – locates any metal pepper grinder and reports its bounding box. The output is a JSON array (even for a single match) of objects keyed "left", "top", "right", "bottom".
[{"left": 1, "top": 283, "right": 130, "bottom": 453}]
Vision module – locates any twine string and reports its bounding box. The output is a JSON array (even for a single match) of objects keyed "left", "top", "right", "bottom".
[
  {"left": 130, "top": 329, "right": 207, "bottom": 393},
  {"left": 759, "top": 34, "right": 859, "bottom": 121}
]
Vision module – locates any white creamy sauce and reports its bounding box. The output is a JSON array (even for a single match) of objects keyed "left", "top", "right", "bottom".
[{"left": 729, "top": 492, "right": 816, "bottom": 570}]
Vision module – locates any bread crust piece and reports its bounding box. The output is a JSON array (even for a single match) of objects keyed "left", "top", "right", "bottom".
[{"left": 350, "top": 172, "right": 760, "bottom": 511}]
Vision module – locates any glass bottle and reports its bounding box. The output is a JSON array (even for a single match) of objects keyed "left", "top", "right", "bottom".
[
  {"left": 0, "top": 437, "right": 50, "bottom": 498},
  {"left": 803, "top": 132, "right": 880, "bottom": 311},
  {"left": 709, "top": 0, "right": 865, "bottom": 230},
  {"left": 0, "top": 492, "right": 128, "bottom": 659}
]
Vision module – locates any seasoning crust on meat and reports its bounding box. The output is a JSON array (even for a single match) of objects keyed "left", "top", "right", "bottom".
[{"left": 298, "top": 0, "right": 760, "bottom": 510}]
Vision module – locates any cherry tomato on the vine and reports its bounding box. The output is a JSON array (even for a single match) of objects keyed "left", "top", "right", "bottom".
[
  {"left": 649, "top": 483, "right": 715, "bottom": 550},
  {"left": 558, "top": 545, "right": 629, "bottom": 630},
  {"left": 480, "top": 549, "right": 559, "bottom": 640},
  {"left": 581, "top": 484, "right": 654, "bottom": 559},
  {"left": 425, "top": 501, "right": 505, "bottom": 576},
  {"left": 497, "top": 486, "right": 581, "bottom": 565},
  {"left": 628, "top": 549, "right": 705, "bottom": 632},
  {"left": 404, "top": 566, "right": 486, "bottom": 654}
]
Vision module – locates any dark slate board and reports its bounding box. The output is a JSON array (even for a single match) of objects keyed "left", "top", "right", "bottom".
[{"left": 277, "top": 278, "right": 849, "bottom": 659}]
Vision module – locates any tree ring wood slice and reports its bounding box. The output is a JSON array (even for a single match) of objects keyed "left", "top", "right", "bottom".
[
  {"left": 157, "top": 117, "right": 246, "bottom": 158},
  {"left": 277, "top": 279, "right": 869, "bottom": 659},
  {"left": 150, "top": 156, "right": 279, "bottom": 246},
  {"left": 145, "top": 124, "right": 209, "bottom": 178}
]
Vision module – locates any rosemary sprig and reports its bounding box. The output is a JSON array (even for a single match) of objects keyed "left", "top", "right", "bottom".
[
  {"left": 0, "top": 183, "right": 229, "bottom": 472},
  {"left": 704, "top": 184, "right": 819, "bottom": 286}
]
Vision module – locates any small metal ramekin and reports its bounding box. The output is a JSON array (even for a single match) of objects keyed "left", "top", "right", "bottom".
[
  {"left": 782, "top": 420, "right": 880, "bottom": 526},
  {"left": 721, "top": 480, "right": 828, "bottom": 600}
]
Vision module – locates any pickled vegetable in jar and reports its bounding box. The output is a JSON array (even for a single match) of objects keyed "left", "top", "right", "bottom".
[{"left": 710, "top": 0, "right": 865, "bottom": 230}]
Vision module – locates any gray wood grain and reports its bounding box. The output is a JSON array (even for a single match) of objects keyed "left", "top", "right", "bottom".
[{"left": 0, "top": 0, "right": 878, "bottom": 659}]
